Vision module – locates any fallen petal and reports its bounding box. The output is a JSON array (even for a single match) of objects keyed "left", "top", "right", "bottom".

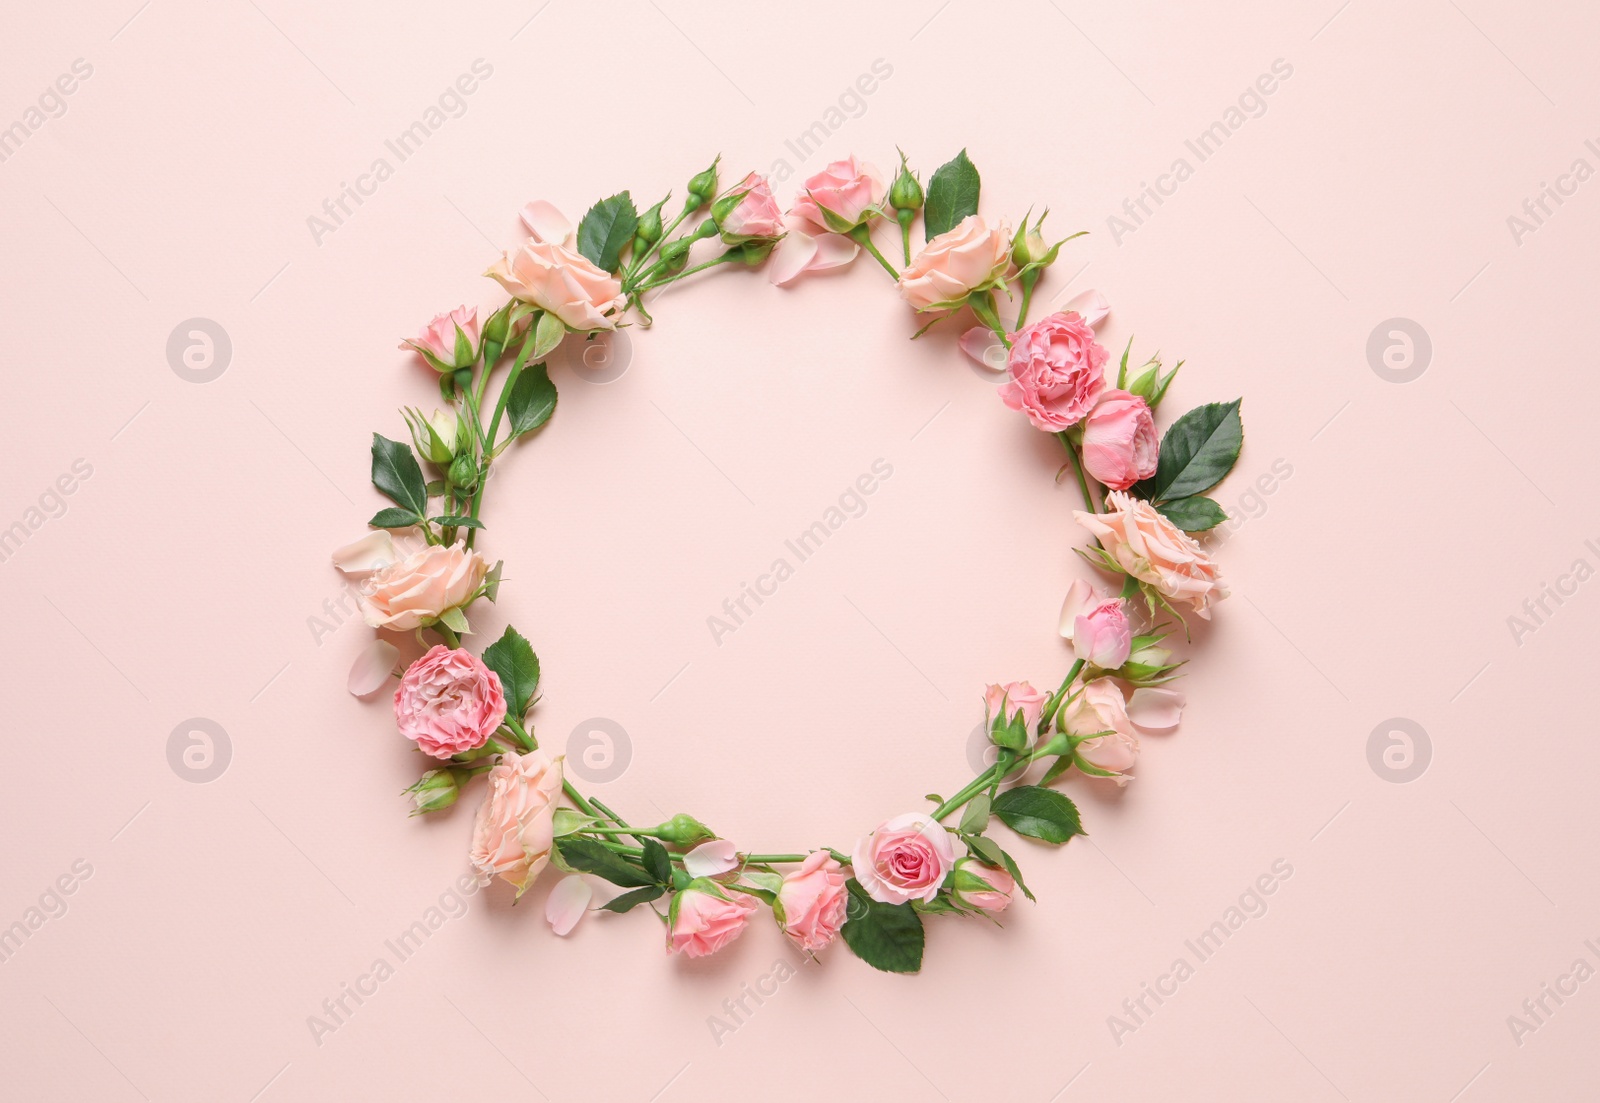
[
  {"left": 545, "top": 874, "right": 592, "bottom": 936},
  {"left": 347, "top": 639, "right": 399, "bottom": 697},
  {"left": 331, "top": 531, "right": 397, "bottom": 575},
  {"left": 684, "top": 839, "right": 739, "bottom": 879},
  {"left": 769, "top": 232, "right": 819, "bottom": 286},
  {"left": 959, "top": 326, "right": 1009, "bottom": 373},
  {"left": 807, "top": 233, "right": 859, "bottom": 271},
  {"left": 1128, "top": 687, "right": 1186, "bottom": 732},
  {"left": 520, "top": 200, "right": 572, "bottom": 245},
  {"left": 1063, "top": 289, "right": 1111, "bottom": 329},
  {"left": 1058, "top": 579, "right": 1095, "bottom": 638}
]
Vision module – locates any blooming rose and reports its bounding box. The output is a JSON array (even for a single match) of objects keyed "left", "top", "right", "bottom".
[
  {"left": 997, "top": 311, "right": 1108, "bottom": 431},
  {"left": 393, "top": 645, "right": 507, "bottom": 759},
  {"left": 897, "top": 215, "right": 1012, "bottom": 312},
  {"left": 667, "top": 881, "right": 759, "bottom": 958},
  {"left": 950, "top": 857, "right": 1015, "bottom": 914},
  {"left": 487, "top": 239, "right": 625, "bottom": 331},
  {"left": 1061, "top": 677, "right": 1140, "bottom": 786},
  {"left": 469, "top": 750, "right": 564, "bottom": 896},
  {"left": 718, "top": 172, "right": 784, "bottom": 242},
  {"left": 984, "top": 681, "right": 1050, "bottom": 732},
  {"left": 400, "top": 305, "right": 479, "bottom": 369},
  {"left": 1075, "top": 491, "right": 1228, "bottom": 619},
  {"left": 331, "top": 535, "right": 487, "bottom": 631},
  {"left": 1058, "top": 579, "right": 1132, "bottom": 669},
  {"left": 1081, "top": 390, "right": 1158, "bottom": 490},
  {"left": 790, "top": 155, "right": 884, "bottom": 233},
  {"left": 852, "top": 813, "right": 956, "bottom": 905},
  {"left": 775, "top": 851, "right": 849, "bottom": 952}
]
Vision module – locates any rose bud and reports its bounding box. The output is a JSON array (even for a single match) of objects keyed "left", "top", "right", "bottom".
[
  {"left": 685, "top": 156, "right": 721, "bottom": 212},
  {"left": 984, "top": 681, "right": 1049, "bottom": 751},
  {"left": 404, "top": 407, "right": 458, "bottom": 465},
  {"left": 1081, "top": 390, "right": 1159, "bottom": 491},
  {"left": 400, "top": 305, "right": 479, "bottom": 371},
  {"left": 1058, "top": 579, "right": 1132, "bottom": 669},
  {"left": 405, "top": 768, "right": 462, "bottom": 815},
  {"left": 712, "top": 172, "right": 785, "bottom": 246},
  {"left": 667, "top": 879, "right": 758, "bottom": 958},
  {"left": 950, "top": 857, "right": 1016, "bottom": 914},
  {"left": 653, "top": 813, "right": 715, "bottom": 848},
  {"left": 791, "top": 155, "right": 886, "bottom": 235},
  {"left": 774, "top": 851, "right": 849, "bottom": 952}
]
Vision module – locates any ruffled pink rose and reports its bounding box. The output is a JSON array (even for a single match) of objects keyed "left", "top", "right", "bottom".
[
  {"left": 790, "top": 155, "right": 884, "bottom": 233},
  {"left": 998, "top": 312, "right": 1108, "bottom": 431},
  {"left": 399, "top": 305, "right": 479, "bottom": 369},
  {"left": 1081, "top": 390, "right": 1158, "bottom": 490},
  {"left": 775, "top": 851, "right": 849, "bottom": 952},
  {"left": 667, "top": 882, "right": 759, "bottom": 958},
  {"left": 1058, "top": 579, "right": 1132, "bottom": 668},
  {"left": 719, "top": 172, "right": 784, "bottom": 242},
  {"left": 487, "top": 239, "right": 625, "bottom": 331},
  {"left": 897, "top": 215, "right": 1012, "bottom": 312},
  {"left": 331, "top": 534, "right": 487, "bottom": 631},
  {"left": 984, "top": 681, "right": 1049, "bottom": 732},
  {"left": 393, "top": 645, "right": 507, "bottom": 759},
  {"left": 469, "top": 750, "right": 564, "bottom": 896},
  {"left": 1061, "top": 678, "right": 1140, "bottom": 786},
  {"left": 852, "top": 813, "right": 956, "bottom": 905},
  {"left": 1075, "top": 491, "right": 1228, "bottom": 619},
  {"left": 950, "top": 857, "right": 1015, "bottom": 914}
]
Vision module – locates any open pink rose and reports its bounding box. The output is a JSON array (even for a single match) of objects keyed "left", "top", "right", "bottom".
[
  {"left": 1061, "top": 678, "right": 1140, "bottom": 786},
  {"left": 469, "top": 750, "right": 564, "bottom": 897},
  {"left": 1081, "top": 390, "right": 1158, "bottom": 490},
  {"left": 1058, "top": 579, "right": 1133, "bottom": 669},
  {"left": 984, "top": 681, "right": 1049, "bottom": 732},
  {"left": 852, "top": 813, "right": 956, "bottom": 905},
  {"left": 951, "top": 857, "right": 1015, "bottom": 914},
  {"left": 791, "top": 155, "right": 884, "bottom": 233},
  {"left": 775, "top": 851, "right": 849, "bottom": 952},
  {"left": 897, "top": 215, "right": 1012, "bottom": 312},
  {"left": 331, "top": 534, "right": 487, "bottom": 631},
  {"left": 399, "top": 305, "right": 478, "bottom": 369},
  {"left": 718, "top": 172, "right": 784, "bottom": 242},
  {"left": 997, "top": 311, "right": 1108, "bottom": 431},
  {"left": 486, "top": 239, "right": 624, "bottom": 331},
  {"left": 394, "top": 645, "right": 507, "bottom": 759},
  {"left": 667, "top": 881, "right": 759, "bottom": 958},
  {"left": 1075, "top": 491, "right": 1228, "bottom": 619}
]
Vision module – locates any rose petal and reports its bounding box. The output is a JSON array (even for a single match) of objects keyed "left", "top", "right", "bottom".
[
  {"left": 769, "top": 231, "right": 819, "bottom": 286},
  {"left": 959, "top": 326, "right": 1009, "bottom": 373},
  {"left": 1058, "top": 579, "right": 1096, "bottom": 638},
  {"left": 1063, "top": 289, "right": 1111, "bottom": 329},
  {"left": 347, "top": 639, "right": 399, "bottom": 697},
  {"left": 684, "top": 839, "right": 739, "bottom": 879},
  {"left": 331, "top": 531, "right": 397, "bottom": 575},
  {"left": 807, "top": 232, "right": 860, "bottom": 271},
  {"left": 1127, "top": 688, "right": 1186, "bottom": 732},
  {"left": 545, "top": 874, "right": 592, "bottom": 936},
  {"left": 520, "top": 200, "right": 572, "bottom": 245}
]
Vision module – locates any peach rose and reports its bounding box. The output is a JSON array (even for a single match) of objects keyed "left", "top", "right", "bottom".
[
  {"left": 667, "top": 881, "right": 759, "bottom": 958},
  {"left": 1081, "top": 390, "right": 1158, "bottom": 490},
  {"left": 399, "top": 305, "right": 479, "bottom": 369},
  {"left": 998, "top": 311, "right": 1108, "bottom": 431},
  {"left": 852, "top": 813, "right": 956, "bottom": 905},
  {"left": 984, "top": 681, "right": 1050, "bottom": 732},
  {"left": 950, "top": 857, "right": 1015, "bottom": 914},
  {"left": 486, "top": 239, "right": 625, "bottom": 331},
  {"left": 1061, "top": 677, "right": 1140, "bottom": 786},
  {"left": 331, "top": 533, "right": 487, "bottom": 631},
  {"left": 791, "top": 155, "right": 884, "bottom": 233},
  {"left": 897, "top": 215, "right": 1012, "bottom": 312},
  {"left": 1074, "top": 491, "right": 1228, "bottom": 619},
  {"left": 393, "top": 645, "right": 507, "bottom": 759},
  {"left": 775, "top": 851, "right": 849, "bottom": 952},
  {"left": 718, "top": 172, "right": 784, "bottom": 242},
  {"left": 469, "top": 750, "right": 564, "bottom": 896}
]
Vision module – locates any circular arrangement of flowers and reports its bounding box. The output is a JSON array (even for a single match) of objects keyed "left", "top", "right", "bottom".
[{"left": 333, "top": 149, "right": 1244, "bottom": 973}]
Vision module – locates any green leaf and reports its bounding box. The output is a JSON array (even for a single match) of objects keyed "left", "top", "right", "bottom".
[
  {"left": 992, "top": 785, "right": 1084, "bottom": 844},
  {"left": 506, "top": 362, "right": 558, "bottom": 438},
  {"left": 1156, "top": 496, "right": 1227, "bottom": 532},
  {"left": 959, "top": 793, "right": 991, "bottom": 836},
  {"left": 437, "top": 605, "right": 469, "bottom": 634},
  {"left": 371, "top": 433, "right": 428, "bottom": 517},
  {"left": 990, "top": 842, "right": 1036, "bottom": 903},
  {"left": 641, "top": 839, "right": 672, "bottom": 885},
  {"left": 598, "top": 885, "right": 665, "bottom": 913},
  {"left": 576, "top": 191, "right": 639, "bottom": 273},
  {"left": 1116, "top": 336, "right": 1134, "bottom": 389},
  {"left": 841, "top": 879, "right": 925, "bottom": 974},
  {"left": 1134, "top": 400, "right": 1243, "bottom": 503},
  {"left": 531, "top": 311, "right": 566, "bottom": 361},
  {"left": 430, "top": 514, "right": 485, "bottom": 529},
  {"left": 482, "top": 625, "right": 540, "bottom": 716},
  {"left": 923, "top": 149, "right": 981, "bottom": 240},
  {"left": 369, "top": 507, "right": 421, "bottom": 528},
  {"left": 555, "top": 837, "right": 655, "bottom": 888}
]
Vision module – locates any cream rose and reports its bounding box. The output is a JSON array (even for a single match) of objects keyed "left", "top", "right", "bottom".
[
  {"left": 1074, "top": 491, "right": 1227, "bottom": 619},
  {"left": 487, "top": 239, "right": 625, "bottom": 331},
  {"left": 470, "top": 750, "right": 564, "bottom": 896},
  {"left": 897, "top": 215, "right": 1012, "bottom": 312},
  {"left": 331, "top": 532, "right": 487, "bottom": 631},
  {"left": 1061, "top": 678, "right": 1140, "bottom": 786}
]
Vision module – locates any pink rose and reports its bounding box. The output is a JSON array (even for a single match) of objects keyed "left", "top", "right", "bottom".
[
  {"left": 852, "top": 813, "right": 956, "bottom": 905},
  {"left": 775, "top": 851, "right": 849, "bottom": 952},
  {"left": 984, "top": 681, "right": 1049, "bottom": 732},
  {"left": 331, "top": 533, "right": 488, "bottom": 631},
  {"left": 950, "top": 857, "right": 1015, "bottom": 914},
  {"left": 1058, "top": 579, "right": 1132, "bottom": 668},
  {"left": 790, "top": 155, "right": 884, "bottom": 234},
  {"left": 1074, "top": 491, "right": 1228, "bottom": 619},
  {"left": 469, "top": 750, "right": 564, "bottom": 896},
  {"left": 1081, "top": 390, "right": 1158, "bottom": 490},
  {"left": 718, "top": 172, "right": 784, "bottom": 242},
  {"left": 393, "top": 645, "right": 507, "bottom": 759},
  {"left": 997, "top": 312, "right": 1109, "bottom": 431},
  {"left": 486, "top": 239, "right": 625, "bottom": 332},
  {"left": 897, "top": 215, "right": 1012, "bottom": 312},
  {"left": 399, "top": 305, "right": 479, "bottom": 369},
  {"left": 667, "top": 881, "right": 759, "bottom": 958},
  {"left": 1061, "top": 678, "right": 1140, "bottom": 786}
]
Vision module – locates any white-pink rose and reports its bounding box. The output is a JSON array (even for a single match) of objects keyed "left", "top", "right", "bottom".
[
  {"left": 897, "top": 215, "right": 1012, "bottom": 312},
  {"left": 399, "top": 305, "right": 479, "bottom": 369},
  {"left": 394, "top": 645, "right": 507, "bottom": 759},
  {"left": 1081, "top": 390, "right": 1158, "bottom": 491},
  {"left": 486, "top": 239, "right": 624, "bottom": 332},
  {"left": 469, "top": 750, "right": 564, "bottom": 896},
  {"left": 791, "top": 155, "right": 884, "bottom": 233},
  {"left": 1074, "top": 491, "right": 1228, "bottom": 619},
  {"left": 775, "top": 851, "right": 849, "bottom": 952},
  {"left": 984, "top": 681, "right": 1049, "bottom": 732},
  {"left": 667, "top": 881, "right": 759, "bottom": 958},
  {"left": 1058, "top": 579, "right": 1133, "bottom": 669},
  {"left": 331, "top": 533, "right": 487, "bottom": 631},
  {"left": 852, "top": 813, "right": 956, "bottom": 905},
  {"left": 997, "top": 311, "right": 1108, "bottom": 431},
  {"left": 1061, "top": 678, "right": 1141, "bottom": 786},
  {"left": 718, "top": 172, "right": 784, "bottom": 242}
]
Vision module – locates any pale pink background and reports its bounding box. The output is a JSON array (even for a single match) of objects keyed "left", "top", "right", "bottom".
[{"left": 3, "top": 0, "right": 1596, "bottom": 1099}]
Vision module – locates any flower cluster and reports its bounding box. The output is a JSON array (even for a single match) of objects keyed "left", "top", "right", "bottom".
[{"left": 334, "top": 149, "right": 1244, "bottom": 973}]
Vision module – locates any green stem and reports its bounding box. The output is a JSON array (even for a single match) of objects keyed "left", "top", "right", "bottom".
[
  {"left": 633, "top": 251, "right": 737, "bottom": 293},
  {"left": 1056, "top": 431, "right": 1101, "bottom": 515},
  {"left": 1039, "top": 659, "right": 1086, "bottom": 736},
  {"left": 628, "top": 206, "right": 689, "bottom": 281},
  {"left": 433, "top": 623, "right": 461, "bottom": 648},
  {"left": 850, "top": 225, "right": 899, "bottom": 278}
]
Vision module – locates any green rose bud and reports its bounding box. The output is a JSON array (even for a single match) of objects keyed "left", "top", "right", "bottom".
[
  {"left": 654, "top": 813, "right": 715, "bottom": 847},
  {"left": 447, "top": 450, "right": 478, "bottom": 493},
  {"left": 659, "top": 238, "right": 692, "bottom": 273},
  {"left": 405, "top": 769, "right": 460, "bottom": 815},
  {"left": 889, "top": 153, "right": 923, "bottom": 213},
  {"left": 634, "top": 200, "right": 666, "bottom": 252},
  {"left": 685, "top": 156, "right": 721, "bottom": 213},
  {"left": 404, "top": 407, "right": 458, "bottom": 465}
]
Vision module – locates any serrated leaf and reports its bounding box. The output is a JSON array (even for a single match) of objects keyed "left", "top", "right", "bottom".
[
  {"left": 841, "top": 879, "right": 925, "bottom": 974},
  {"left": 506, "top": 362, "right": 558, "bottom": 438},
  {"left": 555, "top": 837, "right": 655, "bottom": 888},
  {"left": 371, "top": 433, "right": 428, "bottom": 517},
  {"left": 992, "top": 785, "right": 1084, "bottom": 845},
  {"left": 532, "top": 310, "right": 566, "bottom": 360},
  {"left": 641, "top": 839, "right": 672, "bottom": 885},
  {"left": 369, "top": 507, "right": 422, "bottom": 528},
  {"left": 482, "top": 625, "right": 540, "bottom": 716},
  {"left": 598, "top": 885, "right": 665, "bottom": 913},
  {"left": 1135, "top": 400, "right": 1243, "bottom": 503},
  {"left": 430, "top": 515, "right": 485, "bottom": 529},
  {"left": 923, "top": 150, "right": 981, "bottom": 240},
  {"left": 1156, "top": 496, "right": 1227, "bottom": 532},
  {"left": 576, "top": 192, "right": 639, "bottom": 273}
]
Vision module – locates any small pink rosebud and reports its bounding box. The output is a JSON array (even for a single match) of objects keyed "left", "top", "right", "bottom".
[{"left": 951, "top": 857, "right": 1016, "bottom": 914}]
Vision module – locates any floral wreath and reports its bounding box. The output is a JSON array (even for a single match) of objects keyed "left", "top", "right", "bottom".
[{"left": 332, "top": 150, "right": 1243, "bottom": 973}]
